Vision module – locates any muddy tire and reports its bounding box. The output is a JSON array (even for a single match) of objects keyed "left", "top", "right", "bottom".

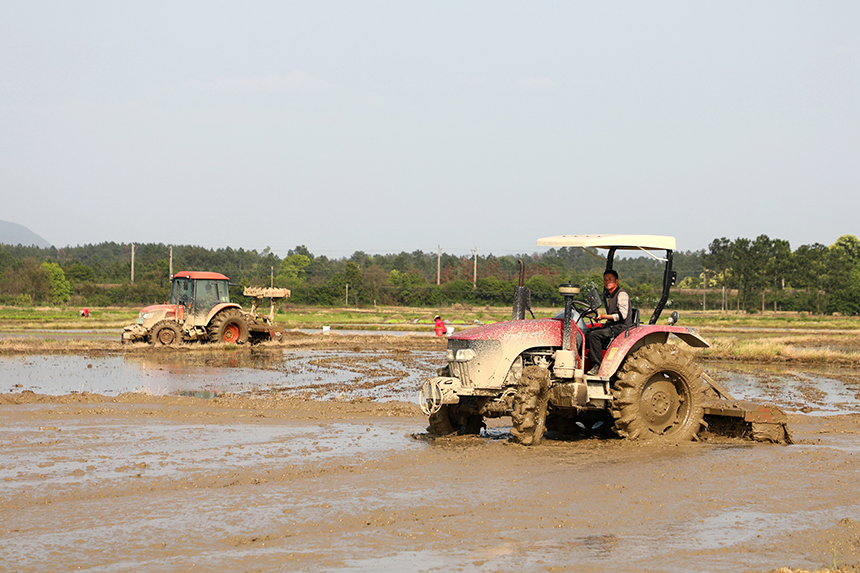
[
  {"left": 611, "top": 345, "right": 705, "bottom": 442},
  {"left": 208, "top": 309, "right": 249, "bottom": 344},
  {"left": 428, "top": 405, "right": 456, "bottom": 436},
  {"left": 510, "top": 365, "right": 551, "bottom": 446},
  {"left": 427, "top": 404, "right": 484, "bottom": 437},
  {"left": 150, "top": 321, "right": 183, "bottom": 346}
]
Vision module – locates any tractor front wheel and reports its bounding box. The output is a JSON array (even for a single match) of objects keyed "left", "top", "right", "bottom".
[
  {"left": 611, "top": 345, "right": 705, "bottom": 442},
  {"left": 150, "top": 321, "right": 183, "bottom": 346},
  {"left": 427, "top": 404, "right": 485, "bottom": 437},
  {"left": 427, "top": 405, "right": 456, "bottom": 436},
  {"left": 510, "top": 365, "right": 551, "bottom": 446},
  {"left": 209, "top": 309, "right": 249, "bottom": 344}
]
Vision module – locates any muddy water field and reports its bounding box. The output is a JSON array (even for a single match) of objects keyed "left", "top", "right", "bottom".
[{"left": 2, "top": 334, "right": 860, "bottom": 572}]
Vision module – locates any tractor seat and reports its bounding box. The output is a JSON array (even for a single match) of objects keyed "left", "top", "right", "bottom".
[{"left": 614, "top": 308, "right": 640, "bottom": 344}]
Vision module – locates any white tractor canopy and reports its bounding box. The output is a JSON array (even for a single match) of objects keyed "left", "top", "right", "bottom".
[
  {"left": 537, "top": 234, "right": 678, "bottom": 325},
  {"left": 536, "top": 234, "right": 676, "bottom": 252}
]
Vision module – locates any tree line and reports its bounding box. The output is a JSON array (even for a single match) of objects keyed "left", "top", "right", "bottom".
[{"left": 0, "top": 235, "right": 858, "bottom": 314}]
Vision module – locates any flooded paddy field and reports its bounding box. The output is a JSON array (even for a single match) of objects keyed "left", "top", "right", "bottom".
[
  {"left": 0, "top": 349, "right": 439, "bottom": 402},
  {"left": 1, "top": 338, "right": 860, "bottom": 572},
  {"left": 3, "top": 349, "right": 860, "bottom": 416}
]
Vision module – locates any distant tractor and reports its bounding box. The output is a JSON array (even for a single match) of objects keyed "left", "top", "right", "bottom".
[
  {"left": 419, "top": 235, "right": 791, "bottom": 444},
  {"left": 121, "top": 271, "right": 290, "bottom": 345}
]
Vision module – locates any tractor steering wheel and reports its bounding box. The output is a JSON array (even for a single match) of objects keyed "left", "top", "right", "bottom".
[{"left": 571, "top": 300, "right": 599, "bottom": 325}]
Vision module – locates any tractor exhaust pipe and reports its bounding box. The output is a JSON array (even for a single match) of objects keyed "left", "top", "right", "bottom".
[{"left": 512, "top": 259, "right": 534, "bottom": 320}]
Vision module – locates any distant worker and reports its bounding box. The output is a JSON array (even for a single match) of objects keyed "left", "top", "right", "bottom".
[
  {"left": 434, "top": 315, "right": 446, "bottom": 337},
  {"left": 79, "top": 309, "right": 89, "bottom": 318},
  {"left": 585, "top": 270, "right": 632, "bottom": 375}
]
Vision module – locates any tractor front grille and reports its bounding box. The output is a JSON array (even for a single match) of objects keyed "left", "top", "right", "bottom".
[{"left": 449, "top": 361, "right": 472, "bottom": 387}]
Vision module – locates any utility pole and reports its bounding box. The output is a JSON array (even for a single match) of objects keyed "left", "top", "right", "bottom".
[
  {"left": 703, "top": 271, "right": 707, "bottom": 311},
  {"left": 345, "top": 283, "right": 349, "bottom": 306},
  {"left": 130, "top": 243, "right": 135, "bottom": 284},
  {"left": 437, "top": 245, "right": 441, "bottom": 286},
  {"left": 472, "top": 248, "right": 477, "bottom": 289},
  {"left": 169, "top": 246, "right": 173, "bottom": 277}
]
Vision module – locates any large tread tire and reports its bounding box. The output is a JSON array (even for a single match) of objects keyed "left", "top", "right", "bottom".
[
  {"left": 150, "top": 321, "right": 183, "bottom": 346},
  {"left": 510, "top": 365, "right": 551, "bottom": 446},
  {"left": 428, "top": 405, "right": 456, "bottom": 436},
  {"left": 427, "top": 404, "right": 485, "bottom": 437},
  {"left": 209, "top": 309, "right": 249, "bottom": 344},
  {"left": 611, "top": 344, "right": 705, "bottom": 442}
]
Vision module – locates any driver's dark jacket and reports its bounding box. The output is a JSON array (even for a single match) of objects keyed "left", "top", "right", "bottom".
[{"left": 604, "top": 287, "right": 632, "bottom": 328}]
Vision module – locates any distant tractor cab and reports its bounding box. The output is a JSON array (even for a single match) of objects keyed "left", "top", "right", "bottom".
[
  {"left": 121, "top": 271, "right": 289, "bottom": 346},
  {"left": 419, "top": 235, "right": 791, "bottom": 445}
]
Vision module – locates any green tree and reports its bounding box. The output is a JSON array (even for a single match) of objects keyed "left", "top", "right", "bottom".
[
  {"left": 831, "top": 234, "right": 860, "bottom": 267},
  {"left": 276, "top": 254, "right": 311, "bottom": 287},
  {"left": 524, "top": 275, "right": 562, "bottom": 306},
  {"left": 64, "top": 261, "right": 96, "bottom": 284},
  {"left": 0, "top": 259, "right": 50, "bottom": 302},
  {"left": 790, "top": 243, "right": 828, "bottom": 313},
  {"left": 475, "top": 276, "right": 514, "bottom": 305},
  {"left": 389, "top": 269, "right": 428, "bottom": 305},
  {"left": 828, "top": 266, "right": 860, "bottom": 315},
  {"left": 703, "top": 237, "right": 732, "bottom": 311},
  {"left": 824, "top": 240, "right": 857, "bottom": 314},
  {"left": 41, "top": 262, "right": 72, "bottom": 304}
]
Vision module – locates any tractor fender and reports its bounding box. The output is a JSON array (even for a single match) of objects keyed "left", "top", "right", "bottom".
[
  {"left": 597, "top": 325, "right": 709, "bottom": 378},
  {"left": 205, "top": 303, "right": 243, "bottom": 326}
]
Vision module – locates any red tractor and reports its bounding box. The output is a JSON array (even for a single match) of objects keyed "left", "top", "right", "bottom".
[
  {"left": 121, "top": 271, "right": 289, "bottom": 345},
  {"left": 419, "top": 235, "right": 790, "bottom": 444}
]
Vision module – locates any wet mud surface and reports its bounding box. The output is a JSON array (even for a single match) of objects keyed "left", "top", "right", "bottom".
[{"left": 2, "top": 336, "right": 860, "bottom": 572}]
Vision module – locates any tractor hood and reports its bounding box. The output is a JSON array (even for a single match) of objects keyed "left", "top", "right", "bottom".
[
  {"left": 451, "top": 318, "right": 572, "bottom": 348},
  {"left": 136, "top": 303, "right": 181, "bottom": 327},
  {"left": 139, "top": 303, "right": 173, "bottom": 315},
  {"left": 446, "top": 319, "right": 573, "bottom": 390}
]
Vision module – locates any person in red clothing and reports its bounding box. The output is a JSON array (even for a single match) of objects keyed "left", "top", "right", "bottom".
[{"left": 434, "top": 315, "right": 446, "bottom": 336}]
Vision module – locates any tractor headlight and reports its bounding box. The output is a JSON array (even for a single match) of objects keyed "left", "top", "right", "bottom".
[
  {"left": 455, "top": 349, "right": 475, "bottom": 362},
  {"left": 446, "top": 348, "right": 475, "bottom": 362}
]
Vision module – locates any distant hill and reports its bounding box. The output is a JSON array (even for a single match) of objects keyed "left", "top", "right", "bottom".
[{"left": 0, "top": 220, "right": 53, "bottom": 248}]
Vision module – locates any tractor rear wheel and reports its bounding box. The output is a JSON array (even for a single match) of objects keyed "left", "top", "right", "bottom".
[
  {"left": 150, "top": 321, "right": 182, "bottom": 346},
  {"left": 209, "top": 309, "right": 249, "bottom": 344},
  {"left": 611, "top": 345, "right": 705, "bottom": 442},
  {"left": 510, "top": 365, "right": 551, "bottom": 446}
]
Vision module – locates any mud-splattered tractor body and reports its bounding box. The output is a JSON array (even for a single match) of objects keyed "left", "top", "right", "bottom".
[
  {"left": 121, "top": 271, "right": 289, "bottom": 345},
  {"left": 419, "top": 235, "right": 791, "bottom": 444}
]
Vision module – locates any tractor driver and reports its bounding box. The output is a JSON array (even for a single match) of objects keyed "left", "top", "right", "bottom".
[{"left": 585, "top": 270, "right": 632, "bottom": 375}]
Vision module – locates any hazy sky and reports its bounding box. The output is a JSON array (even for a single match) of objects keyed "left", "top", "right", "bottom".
[{"left": 2, "top": 1, "right": 858, "bottom": 258}]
